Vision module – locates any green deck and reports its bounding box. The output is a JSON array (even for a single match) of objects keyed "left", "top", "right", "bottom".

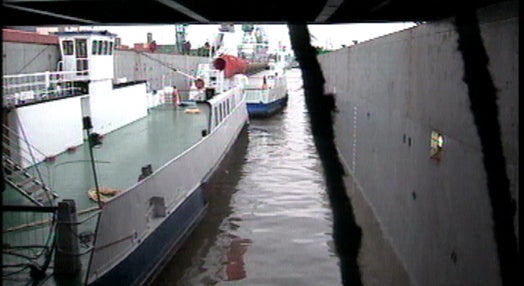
[
  {"left": 3, "top": 103, "right": 209, "bottom": 285},
  {"left": 4, "top": 103, "right": 209, "bottom": 211}
]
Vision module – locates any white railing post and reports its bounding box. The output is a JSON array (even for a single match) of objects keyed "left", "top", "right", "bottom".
[{"left": 44, "top": 71, "right": 50, "bottom": 89}]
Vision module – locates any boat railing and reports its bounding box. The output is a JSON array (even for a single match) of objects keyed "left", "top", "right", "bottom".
[
  {"left": 2, "top": 69, "right": 89, "bottom": 108},
  {"left": 2, "top": 123, "right": 51, "bottom": 194},
  {"left": 2, "top": 205, "right": 58, "bottom": 284},
  {"left": 244, "top": 87, "right": 269, "bottom": 103},
  {"left": 2, "top": 204, "right": 101, "bottom": 284}
]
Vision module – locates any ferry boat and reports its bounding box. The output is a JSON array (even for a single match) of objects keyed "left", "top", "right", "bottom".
[
  {"left": 239, "top": 25, "right": 289, "bottom": 117},
  {"left": 2, "top": 30, "right": 249, "bottom": 286},
  {"left": 243, "top": 57, "right": 289, "bottom": 118}
]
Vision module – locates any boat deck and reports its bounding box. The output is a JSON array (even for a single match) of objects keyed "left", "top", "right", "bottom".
[
  {"left": 4, "top": 103, "right": 209, "bottom": 211},
  {"left": 3, "top": 103, "right": 209, "bottom": 285}
]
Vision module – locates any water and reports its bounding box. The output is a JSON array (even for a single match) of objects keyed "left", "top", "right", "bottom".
[{"left": 152, "top": 69, "right": 342, "bottom": 286}]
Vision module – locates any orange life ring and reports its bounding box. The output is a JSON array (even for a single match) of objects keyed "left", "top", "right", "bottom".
[{"left": 195, "top": 79, "right": 205, "bottom": 89}]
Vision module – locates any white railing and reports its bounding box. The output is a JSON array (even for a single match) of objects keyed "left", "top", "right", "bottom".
[
  {"left": 3, "top": 69, "right": 89, "bottom": 108},
  {"left": 244, "top": 74, "right": 270, "bottom": 103},
  {"left": 244, "top": 88, "right": 269, "bottom": 103}
]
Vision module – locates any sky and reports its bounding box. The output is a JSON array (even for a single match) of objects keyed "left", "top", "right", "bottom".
[{"left": 94, "top": 23, "right": 416, "bottom": 52}]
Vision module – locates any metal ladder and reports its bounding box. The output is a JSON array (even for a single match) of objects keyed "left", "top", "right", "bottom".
[
  {"left": 2, "top": 123, "right": 58, "bottom": 206},
  {"left": 3, "top": 155, "right": 57, "bottom": 206}
]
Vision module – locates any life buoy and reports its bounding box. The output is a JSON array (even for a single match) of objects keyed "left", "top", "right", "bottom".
[
  {"left": 195, "top": 78, "right": 205, "bottom": 89},
  {"left": 185, "top": 108, "right": 201, "bottom": 114}
]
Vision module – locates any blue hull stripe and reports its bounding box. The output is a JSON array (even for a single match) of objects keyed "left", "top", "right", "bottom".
[
  {"left": 89, "top": 189, "right": 206, "bottom": 286},
  {"left": 247, "top": 95, "right": 288, "bottom": 117}
]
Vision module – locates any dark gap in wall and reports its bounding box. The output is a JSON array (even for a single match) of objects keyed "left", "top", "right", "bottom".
[
  {"left": 454, "top": 8, "right": 517, "bottom": 286},
  {"left": 287, "top": 23, "right": 363, "bottom": 286}
]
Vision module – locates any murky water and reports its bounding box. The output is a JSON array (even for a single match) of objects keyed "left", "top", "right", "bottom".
[{"left": 152, "top": 69, "right": 342, "bottom": 286}]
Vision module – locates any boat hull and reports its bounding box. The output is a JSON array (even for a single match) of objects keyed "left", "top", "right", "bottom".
[
  {"left": 89, "top": 187, "right": 207, "bottom": 286},
  {"left": 87, "top": 90, "right": 249, "bottom": 285},
  {"left": 247, "top": 94, "right": 288, "bottom": 117}
]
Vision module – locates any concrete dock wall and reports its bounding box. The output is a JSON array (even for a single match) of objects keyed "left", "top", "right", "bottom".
[
  {"left": 318, "top": 1, "right": 518, "bottom": 285},
  {"left": 2, "top": 42, "right": 61, "bottom": 75},
  {"left": 114, "top": 50, "right": 208, "bottom": 92},
  {"left": 2, "top": 42, "right": 208, "bottom": 92}
]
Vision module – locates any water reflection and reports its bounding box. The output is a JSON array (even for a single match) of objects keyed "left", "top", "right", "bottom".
[
  {"left": 221, "top": 235, "right": 252, "bottom": 281},
  {"left": 152, "top": 69, "right": 341, "bottom": 285},
  {"left": 152, "top": 127, "right": 249, "bottom": 285}
]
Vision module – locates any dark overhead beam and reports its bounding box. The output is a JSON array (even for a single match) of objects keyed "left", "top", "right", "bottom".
[
  {"left": 155, "top": 0, "right": 210, "bottom": 23},
  {"left": 315, "top": 0, "right": 344, "bottom": 22},
  {"left": 3, "top": 3, "right": 100, "bottom": 24},
  {"left": 370, "top": 0, "right": 393, "bottom": 12},
  {"left": 4, "top": 0, "right": 85, "bottom": 2}
]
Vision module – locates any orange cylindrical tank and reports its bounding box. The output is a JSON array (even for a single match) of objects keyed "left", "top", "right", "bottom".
[{"left": 213, "top": 54, "right": 249, "bottom": 78}]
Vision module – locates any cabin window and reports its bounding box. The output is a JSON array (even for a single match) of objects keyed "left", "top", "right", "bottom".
[
  {"left": 97, "top": 40, "right": 103, "bottom": 55},
  {"left": 109, "top": 42, "right": 114, "bottom": 55},
  {"left": 92, "top": 40, "right": 98, "bottom": 55},
  {"left": 430, "top": 130, "right": 445, "bottom": 161},
  {"left": 102, "top": 41, "right": 109, "bottom": 55},
  {"left": 75, "top": 38, "right": 88, "bottom": 57},
  {"left": 63, "top": 40, "right": 74, "bottom": 55}
]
